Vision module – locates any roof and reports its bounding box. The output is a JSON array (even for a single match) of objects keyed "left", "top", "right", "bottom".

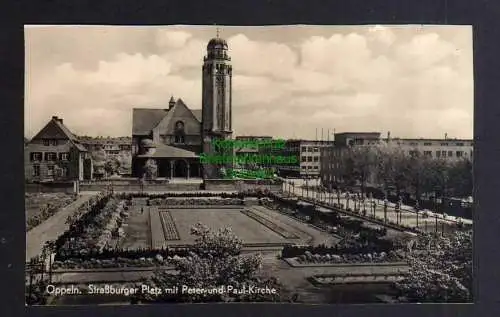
[
  {"left": 132, "top": 108, "right": 169, "bottom": 135},
  {"left": 191, "top": 109, "right": 202, "bottom": 122},
  {"left": 29, "top": 117, "right": 87, "bottom": 152},
  {"left": 136, "top": 143, "right": 199, "bottom": 159},
  {"left": 133, "top": 100, "right": 201, "bottom": 136}
]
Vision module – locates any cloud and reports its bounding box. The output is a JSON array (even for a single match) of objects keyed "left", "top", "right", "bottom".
[
  {"left": 25, "top": 26, "right": 473, "bottom": 140},
  {"left": 156, "top": 30, "right": 193, "bottom": 49}
]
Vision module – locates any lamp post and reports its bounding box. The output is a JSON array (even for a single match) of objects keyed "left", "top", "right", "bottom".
[
  {"left": 415, "top": 200, "right": 420, "bottom": 228},
  {"left": 383, "top": 197, "right": 388, "bottom": 224}
]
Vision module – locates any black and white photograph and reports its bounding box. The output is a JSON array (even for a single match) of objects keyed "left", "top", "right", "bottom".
[{"left": 24, "top": 24, "right": 473, "bottom": 305}]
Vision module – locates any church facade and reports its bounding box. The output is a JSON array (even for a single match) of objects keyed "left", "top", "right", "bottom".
[{"left": 131, "top": 35, "right": 233, "bottom": 179}]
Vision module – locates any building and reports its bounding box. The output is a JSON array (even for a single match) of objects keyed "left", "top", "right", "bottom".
[
  {"left": 267, "top": 139, "right": 334, "bottom": 178},
  {"left": 25, "top": 116, "right": 92, "bottom": 182},
  {"left": 320, "top": 131, "right": 474, "bottom": 189},
  {"left": 78, "top": 136, "right": 133, "bottom": 177},
  {"left": 78, "top": 136, "right": 132, "bottom": 157},
  {"left": 131, "top": 34, "right": 233, "bottom": 180},
  {"left": 320, "top": 132, "right": 381, "bottom": 188},
  {"left": 387, "top": 135, "right": 473, "bottom": 161},
  {"left": 234, "top": 136, "right": 272, "bottom": 169}
]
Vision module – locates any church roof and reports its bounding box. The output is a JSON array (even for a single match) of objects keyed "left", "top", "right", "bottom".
[
  {"left": 191, "top": 109, "right": 202, "bottom": 122},
  {"left": 136, "top": 143, "right": 199, "bottom": 159},
  {"left": 132, "top": 108, "right": 169, "bottom": 135},
  {"left": 133, "top": 99, "right": 201, "bottom": 136}
]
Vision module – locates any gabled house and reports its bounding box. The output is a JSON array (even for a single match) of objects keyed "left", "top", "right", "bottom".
[{"left": 24, "top": 116, "right": 93, "bottom": 182}]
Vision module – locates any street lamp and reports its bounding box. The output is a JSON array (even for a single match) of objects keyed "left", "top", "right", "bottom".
[{"left": 383, "top": 196, "right": 388, "bottom": 224}]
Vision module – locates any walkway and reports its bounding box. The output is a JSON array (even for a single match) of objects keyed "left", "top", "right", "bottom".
[
  {"left": 26, "top": 193, "right": 98, "bottom": 261},
  {"left": 283, "top": 184, "right": 472, "bottom": 234}
]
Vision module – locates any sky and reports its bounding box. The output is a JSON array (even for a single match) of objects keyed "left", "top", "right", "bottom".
[{"left": 24, "top": 25, "right": 473, "bottom": 140}]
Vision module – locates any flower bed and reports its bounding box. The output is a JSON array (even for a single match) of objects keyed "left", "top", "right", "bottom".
[
  {"left": 148, "top": 198, "right": 244, "bottom": 206},
  {"left": 240, "top": 209, "right": 300, "bottom": 239},
  {"left": 52, "top": 254, "right": 178, "bottom": 269},
  {"left": 54, "top": 196, "right": 122, "bottom": 259},
  {"left": 281, "top": 242, "right": 396, "bottom": 259},
  {"left": 292, "top": 250, "right": 404, "bottom": 265}
]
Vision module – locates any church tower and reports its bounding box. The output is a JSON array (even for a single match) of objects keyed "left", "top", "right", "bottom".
[{"left": 201, "top": 30, "right": 233, "bottom": 179}]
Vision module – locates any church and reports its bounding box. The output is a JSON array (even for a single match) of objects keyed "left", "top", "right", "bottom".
[{"left": 131, "top": 34, "right": 234, "bottom": 180}]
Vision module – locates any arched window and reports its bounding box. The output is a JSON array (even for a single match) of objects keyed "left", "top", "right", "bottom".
[{"left": 174, "top": 121, "right": 185, "bottom": 144}]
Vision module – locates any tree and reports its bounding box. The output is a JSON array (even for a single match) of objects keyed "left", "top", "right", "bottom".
[
  {"left": 104, "top": 157, "right": 120, "bottom": 176},
  {"left": 91, "top": 148, "right": 107, "bottom": 177},
  {"left": 143, "top": 159, "right": 158, "bottom": 179},
  {"left": 137, "top": 223, "right": 283, "bottom": 303},
  {"left": 340, "top": 146, "right": 378, "bottom": 198},
  {"left": 446, "top": 158, "right": 473, "bottom": 198},
  {"left": 395, "top": 230, "right": 472, "bottom": 302}
]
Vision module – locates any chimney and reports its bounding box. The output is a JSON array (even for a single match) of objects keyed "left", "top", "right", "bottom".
[
  {"left": 52, "top": 116, "right": 58, "bottom": 120},
  {"left": 387, "top": 131, "right": 391, "bottom": 141},
  {"left": 445, "top": 133, "right": 448, "bottom": 140}
]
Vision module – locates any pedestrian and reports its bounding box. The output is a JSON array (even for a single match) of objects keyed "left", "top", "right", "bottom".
[{"left": 141, "top": 207, "right": 144, "bottom": 214}]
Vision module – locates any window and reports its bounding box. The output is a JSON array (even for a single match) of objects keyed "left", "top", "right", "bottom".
[
  {"left": 45, "top": 152, "right": 57, "bottom": 161},
  {"left": 50, "top": 139, "right": 58, "bottom": 146},
  {"left": 436, "top": 151, "right": 441, "bottom": 157},
  {"left": 43, "top": 140, "right": 50, "bottom": 146},
  {"left": 301, "top": 156, "right": 307, "bottom": 162},
  {"left": 313, "top": 147, "right": 319, "bottom": 152},
  {"left": 442, "top": 151, "right": 447, "bottom": 157},
  {"left": 423, "top": 142, "right": 432, "bottom": 146},
  {"left": 313, "top": 156, "right": 319, "bottom": 162},
  {"left": 60, "top": 167, "right": 68, "bottom": 177},
  {"left": 307, "top": 166, "right": 312, "bottom": 169},
  {"left": 47, "top": 165, "right": 55, "bottom": 176},
  {"left": 301, "top": 146, "right": 307, "bottom": 152},
  {"left": 410, "top": 142, "right": 418, "bottom": 146},
  {"left": 32, "top": 165, "right": 40, "bottom": 176},
  {"left": 448, "top": 151, "right": 453, "bottom": 157},
  {"left": 307, "top": 156, "right": 313, "bottom": 162},
  {"left": 441, "top": 143, "right": 449, "bottom": 146},
  {"left": 409, "top": 150, "right": 418, "bottom": 157},
  {"left": 313, "top": 166, "right": 319, "bottom": 169},
  {"left": 301, "top": 166, "right": 306, "bottom": 170},
  {"left": 456, "top": 151, "right": 463, "bottom": 157},
  {"left": 60, "top": 153, "right": 69, "bottom": 161},
  {"left": 30, "top": 152, "right": 42, "bottom": 161},
  {"left": 423, "top": 151, "right": 432, "bottom": 157},
  {"left": 174, "top": 135, "right": 185, "bottom": 143},
  {"left": 456, "top": 142, "right": 464, "bottom": 146}
]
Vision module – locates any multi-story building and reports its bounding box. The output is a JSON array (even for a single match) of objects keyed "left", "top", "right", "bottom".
[
  {"left": 24, "top": 116, "right": 92, "bottom": 182},
  {"left": 320, "top": 132, "right": 381, "bottom": 188},
  {"left": 320, "top": 131, "right": 474, "bottom": 189},
  {"left": 268, "top": 139, "right": 334, "bottom": 178},
  {"left": 234, "top": 136, "right": 272, "bottom": 169},
  {"left": 387, "top": 136, "right": 473, "bottom": 161},
  {"left": 78, "top": 136, "right": 132, "bottom": 157}
]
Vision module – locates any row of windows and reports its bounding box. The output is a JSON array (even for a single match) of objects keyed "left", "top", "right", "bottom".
[
  {"left": 41, "top": 139, "right": 61, "bottom": 146},
  {"left": 301, "top": 166, "right": 319, "bottom": 170},
  {"left": 30, "top": 152, "right": 69, "bottom": 161},
  {"left": 408, "top": 142, "right": 471, "bottom": 147},
  {"left": 301, "top": 146, "right": 320, "bottom": 153},
  {"left": 411, "top": 150, "right": 471, "bottom": 158},
  {"left": 32, "top": 165, "right": 68, "bottom": 177},
  {"left": 301, "top": 156, "right": 320, "bottom": 162}
]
